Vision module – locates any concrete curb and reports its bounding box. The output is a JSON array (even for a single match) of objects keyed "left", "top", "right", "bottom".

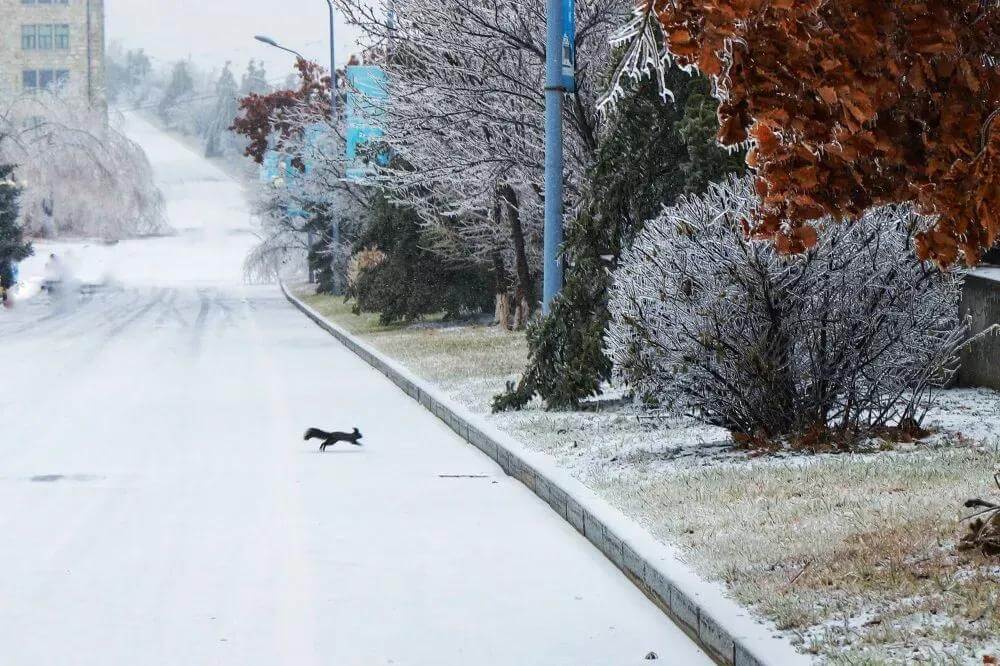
[{"left": 281, "top": 283, "right": 809, "bottom": 666}]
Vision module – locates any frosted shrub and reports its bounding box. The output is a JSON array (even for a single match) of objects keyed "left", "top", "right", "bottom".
[{"left": 606, "top": 177, "right": 966, "bottom": 444}]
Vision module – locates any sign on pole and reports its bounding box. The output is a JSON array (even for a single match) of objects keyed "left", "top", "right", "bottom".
[
  {"left": 345, "top": 65, "right": 388, "bottom": 181},
  {"left": 260, "top": 150, "right": 280, "bottom": 184},
  {"left": 561, "top": 0, "right": 576, "bottom": 92}
]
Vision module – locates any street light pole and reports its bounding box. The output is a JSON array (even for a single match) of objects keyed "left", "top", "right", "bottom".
[
  {"left": 255, "top": 35, "right": 316, "bottom": 283},
  {"left": 325, "top": 0, "right": 338, "bottom": 117},
  {"left": 542, "top": 0, "right": 564, "bottom": 315}
]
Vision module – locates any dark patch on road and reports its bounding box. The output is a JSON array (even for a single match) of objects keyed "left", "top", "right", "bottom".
[{"left": 28, "top": 474, "right": 103, "bottom": 483}]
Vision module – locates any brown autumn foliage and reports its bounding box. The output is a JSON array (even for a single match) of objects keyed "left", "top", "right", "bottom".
[
  {"left": 641, "top": 0, "right": 1000, "bottom": 265},
  {"left": 230, "top": 59, "right": 332, "bottom": 166}
]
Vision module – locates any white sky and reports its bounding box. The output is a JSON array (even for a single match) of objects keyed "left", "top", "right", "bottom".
[{"left": 105, "top": 0, "right": 364, "bottom": 79}]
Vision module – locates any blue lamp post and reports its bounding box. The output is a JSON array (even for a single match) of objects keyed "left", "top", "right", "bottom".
[
  {"left": 324, "top": 0, "right": 338, "bottom": 117},
  {"left": 543, "top": 0, "right": 574, "bottom": 314}
]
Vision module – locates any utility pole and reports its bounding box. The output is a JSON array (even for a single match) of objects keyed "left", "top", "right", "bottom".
[{"left": 542, "top": 0, "right": 565, "bottom": 315}]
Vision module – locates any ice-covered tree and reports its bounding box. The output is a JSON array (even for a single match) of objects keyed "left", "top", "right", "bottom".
[
  {"left": 240, "top": 60, "right": 271, "bottom": 97},
  {"left": 334, "top": 0, "right": 623, "bottom": 326},
  {"left": 204, "top": 62, "right": 240, "bottom": 158},
  {"left": 606, "top": 176, "right": 968, "bottom": 446},
  {"left": 158, "top": 60, "right": 195, "bottom": 123},
  {"left": 0, "top": 91, "right": 167, "bottom": 240},
  {"left": 105, "top": 43, "right": 154, "bottom": 106},
  {"left": 234, "top": 67, "right": 365, "bottom": 291},
  {"left": 494, "top": 64, "right": 744, "bottom": 410},
  {"left": 126, "top": 49, "right": 153, "bottom": 91}
]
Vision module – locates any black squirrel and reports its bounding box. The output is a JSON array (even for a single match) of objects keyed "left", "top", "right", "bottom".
[{"left": 304, "top": 427, "right": 363, "bottom": 452}]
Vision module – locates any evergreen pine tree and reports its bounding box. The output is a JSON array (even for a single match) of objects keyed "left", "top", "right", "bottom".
[
  {"left": 0, "top": 165, "right": 33, "bottom": 298},
  {"left": 204, "top": 62, "right": 239, "bottom": 157},
  {"left": 349, "top": 192, "right": 494, "bottom": 325},
  {"left": 158, "top": 61, "right": 195, "bottom": 122},
  {"left": 493, "top": 67, "right": 744, "bottom": 411},
  {"left": 126, "top": 49, "right": 152, "bottom": 90},
  {"left": 239, "top": 60, "right": 270, "bottom": 97}
]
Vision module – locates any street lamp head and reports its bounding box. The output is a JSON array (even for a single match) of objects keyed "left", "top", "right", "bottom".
[{"left": 254, "top": 34, "right": 306, "bottom": 61}]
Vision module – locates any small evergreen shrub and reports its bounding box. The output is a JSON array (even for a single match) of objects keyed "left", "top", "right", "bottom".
[
  {"left": 350, "top": 194, "right": 493, "bottom": 326},
  {"left": 493, "top": 68, "right": 744, "bottom": 411},
  {"left": 0, "top": 164, "right": 32, "bottom": 294}
]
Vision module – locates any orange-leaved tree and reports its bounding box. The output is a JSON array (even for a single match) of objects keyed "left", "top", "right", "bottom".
[
  {"left": 610, "top": 0, "right": 1000, "bottom": 264},
  {"left": 230, "top": 59, "right": 333, "bottom": 166}
]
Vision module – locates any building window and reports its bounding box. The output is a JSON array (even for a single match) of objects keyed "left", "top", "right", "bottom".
[
  {"left": 36, "top": 25, "right": 53, "bottom": 50},
  {"left": 54, "top": 25, "right": 69, "bottom": 49},
  {"left": 21, "top": 25, "right": 69, "bottom": 50},
  {"left": 22, "top": 69, "right": 69, "bottom": 92},
  {"left": 21, "top": 25, "right": 37, "bottom": 50}
]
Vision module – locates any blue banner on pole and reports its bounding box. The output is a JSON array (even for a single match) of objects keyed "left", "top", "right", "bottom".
[
  {"left": 346, "top": 65, "right": 388, "bottom": 180},
  {"left": 260, "top": 150, "right": 279, "bottom": 183},
  {"left": 561, "top": 0, "right": 576, "bottom": 92},
  {"left": 261, "top": 149, "right": 308, "bottom": 219}
]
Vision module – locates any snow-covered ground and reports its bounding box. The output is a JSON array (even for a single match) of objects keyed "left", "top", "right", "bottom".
[
  {"left": 0, "top": 117, "right": 710, "bottom": 664},
  {"left": 296, "top": 295, "right": 1000, "bottom": 665}
]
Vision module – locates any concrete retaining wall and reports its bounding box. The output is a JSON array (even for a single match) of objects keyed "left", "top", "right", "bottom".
[
  {"left": 281, "top": 283, "right": 809, "bottom": 666},
  {"left": 959, "top": 271, "right": 1000, "bottom": 390}
]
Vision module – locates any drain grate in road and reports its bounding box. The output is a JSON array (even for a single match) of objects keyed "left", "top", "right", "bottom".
[{"left": 438, "top": 474, "right": 490, "bottom": 479}]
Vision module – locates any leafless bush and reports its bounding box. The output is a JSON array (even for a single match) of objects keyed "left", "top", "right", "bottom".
[{"left": 606, "top": 176, "right": 967, "bottom": 445}]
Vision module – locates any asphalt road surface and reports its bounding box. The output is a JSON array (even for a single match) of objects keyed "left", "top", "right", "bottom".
[{"left": 0, "top": 117, "right": 710, "bottom": 665}]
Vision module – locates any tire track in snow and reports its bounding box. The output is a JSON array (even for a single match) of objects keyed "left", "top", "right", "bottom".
[{"left": 188, "top": 288, "right": 212, "bottom": 357}]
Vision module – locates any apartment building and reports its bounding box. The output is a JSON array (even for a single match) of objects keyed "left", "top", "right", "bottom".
[{"left": 0, "top": 0, "right": 105, "bottom": 107}]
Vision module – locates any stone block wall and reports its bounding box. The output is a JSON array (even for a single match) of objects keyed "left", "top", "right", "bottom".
[
  {"left": 958, "top": 271, "right": 1000, "bottom": 390},
  {"left": 0, "top": 0, "right": 105, "bottom": 108}
]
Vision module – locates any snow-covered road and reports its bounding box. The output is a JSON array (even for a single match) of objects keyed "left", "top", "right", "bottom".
[{"left": 0, "top": 117, "right": 710, "bottom": 665}]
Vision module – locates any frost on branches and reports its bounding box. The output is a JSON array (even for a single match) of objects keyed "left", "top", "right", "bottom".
[
  {"left": 334, "top": 0, "right": 621, "bottom": 323},
  {"left": 235, "top": 79, "right": 370, "bottom": 289},
  {"left": 606, "top": 177, "right": 968, "bottom": 445},
  {"left": 604, "top": 0, "right": 1000, "bottom": 266},
  {"left": 0, "top": 90, "right": 167, "bottom": 240}
]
